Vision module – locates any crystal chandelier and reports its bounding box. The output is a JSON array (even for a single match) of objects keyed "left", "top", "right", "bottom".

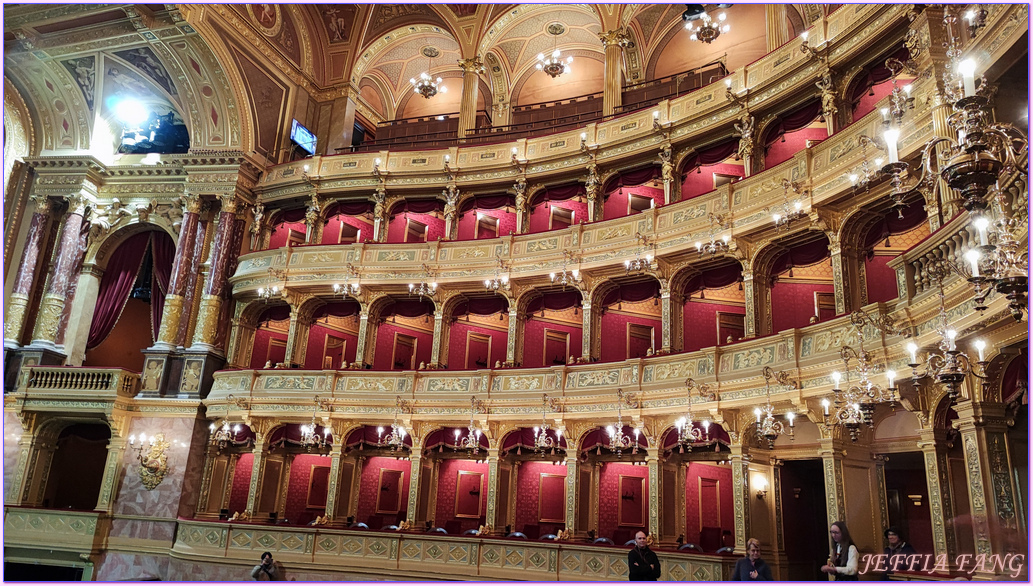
[
  {"left": 848, "top": 135, "right": 885, "bottom": 193},
  {"left": 884, "top": 7, "right": 1028, "bottom": 321},
  {"left": 695, "top": 213, "right": 730, "bottom": 257},
  {"left": 536, "top": 25, "right": 573, "bottom": 78},
  {"left": 828, "top": 311, "right": 903, "bottom": 428},
  {"left": 754, "top": 366, "right": 795, "bottom": 449},
  {"left": 333, "top": 264, "right": 360, "bottom": 298},
  {"left": 410, "top": 72, "right": 445, "bottom": 99},
  {"left": 409, "top": 264, "right": 438, "bottom": 300},
  {"left": 883, "top": 58, "right": 915, "bottom": 127},
  {"left": 625, "top": 232, "right": 656, "bottom": 274},
  {"left": 550, "top": 250, "right": 582, "bottom": 288},
  {"left": 685, "top": 11, "right": 729, "bottom": 44},
  {"left": 484, "top": 257, "right": 510, "bottom": 292},
  {"left": 455, "top": 396, "right": 485, "bottom": 455},
  {"left": 299, "top": 396, "right": 331, "bottom": 451},
  {"left": 772, "top": 179, "right": 805, "bottom": 231},
  {"left": 379, "top": 396, "right": 410, "bottom": 453},
  {"left": 606, "top": 388, "right": 639, "bottom": 458},
  {"left": 533, "top": 394, "right": 562, "bottom": 454},
  {"left": 905, "top": 260, "right": 989, "bottom": 404}
]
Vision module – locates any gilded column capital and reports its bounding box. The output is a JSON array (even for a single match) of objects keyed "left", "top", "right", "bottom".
[
  {"left": 457, "top": 56, "right": 485, "bottom": 74},
  {"left": 181, "top": 191, "right": 203, "bottom": 214},
  {"left": 28, "top": 194, "right": 53, "bottom": 216},
  {"left": 598, "top": 28, "right": 630, "bottom": 48},
  {"left": 218, "top": 193, "right": 240, "bottom": 215},
  {"left": 63, "top": 193, "right": 89, "bottom": 216}
]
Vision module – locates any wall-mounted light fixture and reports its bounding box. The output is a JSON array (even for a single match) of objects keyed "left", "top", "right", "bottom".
[
  {"left": 129, "top": 432, "right": 172, "bottom": 490},
  {"left": 753, "top": 474, "right": 769, "bottom": 500}
]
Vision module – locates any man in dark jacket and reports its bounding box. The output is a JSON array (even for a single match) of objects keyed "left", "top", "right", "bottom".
[{"left": 628, "top": 531, "right": 661, "bottom": 581}]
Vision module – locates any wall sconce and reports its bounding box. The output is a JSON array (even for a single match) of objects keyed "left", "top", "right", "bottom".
[
  {"left": 793, "top": 487, "right": 802, "bottom": 499},
  {"left": 129, "top": 432, "right": 171, "bottom": 491},
  {"left": 908, "top": 494, "right": 923, "bottom": 507},
  {"left": 372, "top": 157, "right": 383, "bottom": 180},
  {"left": 753, "top": 474, "right": 769, "bottom": 500}
]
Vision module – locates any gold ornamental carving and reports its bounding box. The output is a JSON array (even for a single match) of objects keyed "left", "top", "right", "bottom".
[
  {"left": 4, "top": 295, "right": 30, "bottom": 341},
  {"left": 132, "top": 433, "right": 172, "bottom": 491},
  {"left": 192, "top": 294, "right": 224, "bottom": 346},
  {"left": 31, "top": 295, "right": 65, "bottom": 343},
  {"left": 181, "top": 192, "right": 203, "bottom": 215},
  {"left": 156, "top": 294, "right": 185, "bottom": 345}
]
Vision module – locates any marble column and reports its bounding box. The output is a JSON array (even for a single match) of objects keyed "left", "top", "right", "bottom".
[
  {"left": 175, "top": 217, "right": 209, "bottom": 347},
  {"left": 30, "top": 195, "right": 87, "bottom": 347},
  {"left": 283, "top": 304, "right": 303, "bottom": 366},
  {"left": 484, "top": 448, "right": 500, "bottom": 530},
  {"left": 5, "top": 195, "right": 52, "bottom": 348},
  {"left": 406, "top": 453, "right": 423, "bottom": 523},
  {"left": 430, "top": 310, "right": 444, "bottom": 367},
  {"left": 95, "top": 436, "right": 127, "bottom": 513},
  {"left": 599, "top": 29, "right": 628, "bottom": 116},
  {"left": 457, "top": 57, "right": 483, "bottom": 138},
  {"left": 155, "top": 193, "right": 203, "bottom": 349},
  {"left": 954, "top": 401, "right": 1021, "bottom": 572},
  {"left": 917, "top": 429, "right": 959, "bottom": 561},
  {"left": 646, "top": 454, "right": 661, "bottom": 538},
  {"left": 191, "top": 195, "right": 241, "bottom": 351},
  {"left": 730, "top": 444, "right": 752, "bottom": 554}
]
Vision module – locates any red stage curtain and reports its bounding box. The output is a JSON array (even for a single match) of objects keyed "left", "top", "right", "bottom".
[
  {"left": 87, "top": 232, "right": 151, "bottom": 349},
  {"left": 149, "top": 231, "right": 176, "bottom": 342},
  {"left": 382, "top": 298, "right": 434, "bottom": 318},
  {"left": 459, "top": 194, "right": 514, "bottom": 214},
  {"left": 601, "top": 281, "right": 660, "bottom": 306},
  {"left": 529, "top": 183, "right": 584, "bottom": 208},
  {"left": 680, "top": 139, "right": 739, "bottom": 174},
  {"left": 848, "top": 46, "right": 912, "bottom": 106},
  {"left": 325, "top": 200, "right": 373, "bottom": 216},
  {"left": 525, "top": 290, "right": 582, "bottom": 313},
  {"left": 278, "top": 207, "right": 307, "bottom": 223},
  {"left": 313, "top": 300, "right": 360, "bottom": 318},
  {"left": 763, "top": 99, "right": 823, "bottom": 146},
  {"left": 862, "top": 204, "right": 927, "bottom": 251},
  {"left": 682, "top": 263, "right": 742, "bottom": 295}
]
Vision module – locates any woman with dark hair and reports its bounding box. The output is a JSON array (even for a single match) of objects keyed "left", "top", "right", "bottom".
[
  {"left": 882, "top": 526, "right": 917, "bottom": 579},
  {"left": 821, "top": 521, "right": 858, "bottom": 580}
]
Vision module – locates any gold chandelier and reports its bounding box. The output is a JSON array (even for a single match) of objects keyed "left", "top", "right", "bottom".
[
  {"left": 772, "top": 179, "right": 805, "bottom": 231},
  {"left": 827, "top": 311, "right": 903, "bottom": 431},
  {"left": 533, "top": 394, "right": 562, "bottom": 454},
  {"left": 536, "top": 24, "right": 573, "bottom": 78},
  {"left": 880, "top": 6, "right": 1027, "bottom": 321},
  {"left": 695, "top": 213, "right": 730, "bottom": 257},
  {"left": 607, "top": 388, "right": 639, "bottom": 457},
  {"left": 550, "top": 250, "right": 582, "bottom": 288},
  {"left": 755, "top": 366, "right": 795, "bottom": 449},
  {"left": 685, "top": 11, "right": 729, "bottom": 44},
  {"left": 455, "top": 396, "right": 486, "bottom": 455}
]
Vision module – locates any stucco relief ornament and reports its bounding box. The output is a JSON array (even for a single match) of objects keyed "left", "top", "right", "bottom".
[
  {"left": 660, "top": 145, "right": 674, "bottom": 184},
  {"left": 249, "top": 203, "right": 265, "bottom": 250},
  {"left": 514, "top": 177, "right": 527, "bottom": 211},
  {"left": 90, "top": 197, "right": 132, "bottom": 239},
  {"left": 816, "top": 71, "right": 838, "bottom": 122},
  {"left": 584, "top": 163, "right": 600, "bottom": 205}
]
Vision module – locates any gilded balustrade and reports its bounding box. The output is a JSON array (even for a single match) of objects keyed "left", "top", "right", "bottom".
[{"left": 172, "top": 519, "right": 732, "bottom": 581}]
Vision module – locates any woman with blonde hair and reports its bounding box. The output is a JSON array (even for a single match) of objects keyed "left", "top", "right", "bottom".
[{"left": 731, "top": 538, "right": 773, "bottom": 581}]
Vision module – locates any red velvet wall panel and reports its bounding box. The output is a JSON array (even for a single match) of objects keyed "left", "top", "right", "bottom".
[
  {"left": 602, "top": 183, "right": 664, "bottom": 220},
  {"left": 598, "top": 462, "right": 649, "bottom": 541},
  {"left": 251, "top": 329, "right": 289, "bottom": 368},
  {"left": 320, "top": 215, "right": 374, "bottom": 245},
  {"left": 522, "top": 318, "right": 582, "bottom": 368},
  {"left": 599, "top": 313, "right": 662, "bottom": 363},
  {"left": 456, "top": 208, "right": 517, "bottom": 241},
  {"left": 528, "top": 200, "right": 589, "bottom": 234},
  {"left": 447, "top": 322, "right": 508, "bottom": 370},
  {"left": 355, "top": 456, "right": 411, "bottom": 526},
  {"left": 268, "top": 221, "right": 306, "bottom": 249},
  {"left": 386, "top": 212, "right": 445, "bottom": 243},
  {"left": 771, "top": 282, "right": 835, "bottom": 333},
  {"left": 853, "top": 79, "right": 895, "bottom": 120},
  {"left": 372, "top": 322, "right": 433, "bottom": 370},
  {"left": 684, "top": 462, "right": 734, "bottom": 549},
  {"left": 682, "top": 301, "right": 745, "bottom": 352},
  {"left": 764, "top": 127, "right": 828, "bottom": 168},
  {"left": 303, "top": 323, "right": 359, "bottom": 370},
  {"left": 514, "top": 462, "right": 568, "bottom": 534},
  {"left": 228, "top": 453, "right": 254, "bottom": 514},
  {"left": 681, "top": 163, "right": 745, "bottom": 201},
  {"left": 434, "top": 459, "right": 489, "bottom": 533},
  {"left": 283, "top": 454, "right": 331, "bottom": 525},
  {"left": 865, "top": 255, "right": 899, "bottom": 304}
]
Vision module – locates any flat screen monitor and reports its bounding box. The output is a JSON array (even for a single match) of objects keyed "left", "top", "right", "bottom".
[{"left": 290, "top": 119, "right": 316, "bottom": 155}]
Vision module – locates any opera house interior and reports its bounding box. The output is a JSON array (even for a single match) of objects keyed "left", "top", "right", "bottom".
[{"left": 2, "top": 3, "right": 1029, "bottom": 581}]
